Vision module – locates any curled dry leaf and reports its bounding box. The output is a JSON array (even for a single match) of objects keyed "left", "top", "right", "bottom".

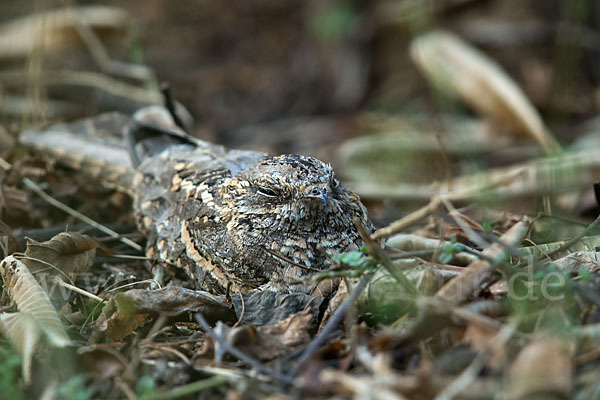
[
  {"left": 0, "top": 5, "right": 129, "bottom": 59},
  {"left": 410, "top": 30, "right": 559, "bottom": 154},
  {"left": 24, "top": 231, "right": 98, "bottom": 276},
  {"left": 96, "top": 287, "right": 235, "bottom": 341},
  {"left": 0, "top": 256, "right": 71, "bottom": 382}
]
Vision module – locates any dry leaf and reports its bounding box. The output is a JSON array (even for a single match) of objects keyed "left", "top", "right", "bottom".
[
  {"left": 261, "top": 307, "right": 313, "bottom": 348},
  {"left": 0, "top": 256, "right": 71, "bottom": 382},
  {"left": 96, "top": 287, "right": 234, "bottom": 341},
  {"left": 410, "top": 30, "right": 559, "bottom": 154},
  {"left": 0, "top": 313, "right": 39, "bottom": 383},
  {"left": 198, "top": 309, "right": 313, "bottom": 363},
  {"left": 24, "top": 231, "right": 98, "bottom": 276},
  {"left": 79, "top": 347, "right": 126, "bottom": 381}
]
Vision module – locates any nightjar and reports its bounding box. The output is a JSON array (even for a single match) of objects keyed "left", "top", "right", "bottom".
[{"left": 20, "top": 106, "right": 373, "bottom": 296}]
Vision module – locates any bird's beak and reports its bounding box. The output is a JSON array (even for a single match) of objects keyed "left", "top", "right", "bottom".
[{"left": 305, "top": 187, "right": 328, "bottom": 205}]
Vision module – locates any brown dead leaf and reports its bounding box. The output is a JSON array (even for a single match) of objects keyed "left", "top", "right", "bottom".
[
  {"left": 227, "top": 324, "right": 290, "bottom": 361},
  {"left": 78, "top": 347, "right": 126, "bottom": 381},
  {"left": 410, "top": 30, "right": 559, "bottom": 154},
  {"left": 96, "top": 287, "right": 234, "bottom": 341},
  {"left": 319, "top": 279, "right": 349, "bottom": 332},
  {"left": 24, "top": 231, "right": 98, "bottom": 276},
  {"left": 261, "top": 308, "right": 313, "bottom": 348},
  {"left": 198, "top": 308, "right": 314, "bottom": 363}
]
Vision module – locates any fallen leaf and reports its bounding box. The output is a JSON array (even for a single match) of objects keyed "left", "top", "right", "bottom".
[
  {"left": 410, "top": 30, "right": 559, "bottom": 154},
  {"left": 24, "top": 231, "right": 98, "bottom": 276},
  {"left": 198, "top": 308, "right": 314, "bottom": 363},
  {"left": 96, "top": 287, "right": 234, "bottom": 341},
  {"left": 78, "top": 347, "right": 126, "bottom": 381},
  {"left": 0, "top": 255, "right": 71, "bottom": 382}
]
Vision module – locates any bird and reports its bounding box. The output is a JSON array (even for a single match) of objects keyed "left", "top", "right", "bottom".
[{"left": 20, "top": 105, "right": 373, "bottom": 297}]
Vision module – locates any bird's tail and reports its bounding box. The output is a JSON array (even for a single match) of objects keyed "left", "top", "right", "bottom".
[{"left": 19, "top": 106, "right": 200, "bottom": 194}]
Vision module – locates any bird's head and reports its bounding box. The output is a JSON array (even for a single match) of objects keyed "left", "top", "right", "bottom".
[{"left": 224, "top": 154, "right": 357, "bottom": 232}]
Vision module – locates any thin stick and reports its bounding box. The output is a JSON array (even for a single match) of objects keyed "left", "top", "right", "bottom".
[
  {"left": 194, "top": 312, "right": 293, "bottom": 386},
  {"left": 434, "top": 218, "right": 530, "bottom": 306},
  {"left": 434, "top": 322, "right": 517, "bottom": 400},
  {"left": 22, "top": 177, "right": 143, "bottom": 251},
  {"left": 440, "top": 196, "right": 490, "bottom": 249},
  {"left": 0, "top": 157, "right": 11, "bottom": 171},
  {"left": 544, "top": 214, "right": 600, "bottom": 259},
  {"left": 356, "top": 219, "right": 418, "bottom": 296},
  {"left": 372, "top": 195, "right": 441, "bottom": 240},
  {"left": 54, "top": 278, "right": 103, "bottom": 302},
  {"left": 286, "top": 273, "right": 372, "bottom": 380},
  {"left": 108, "top": 279, "right": 161, "bottom": 292}
]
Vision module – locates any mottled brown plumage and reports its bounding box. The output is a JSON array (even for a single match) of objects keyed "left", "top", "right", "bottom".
[
  {"left": 134, "top": 130, "right": 372, "bottom": 294},
  {"left": 21, "top": 107, "right": 373, "bottom": 296}
]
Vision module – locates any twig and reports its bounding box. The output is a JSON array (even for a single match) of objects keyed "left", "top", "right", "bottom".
[
  {"left": 108, "top": 279, "right": 161, "bottom": 292},
  {"left": 66, "top": 4, "right": 156, "bottom": 84},
  {"left": 440, "top": 196, "right": 490, "bottom": 249},
  {"left": 0, "top": 157, "right": 11, "bottom": 171},
  {"left": 385, "top": 233, "right": 480, "bottom": 265},
  {"left": 22, "top": 178, "right": 142, "bottom": 251},
  {"left": 434, "top": 322, "right": 517, "bottom": 400},
  {"left": 434, "top": 218, "right": 531, "bottom": 307},
  {"left": 286, "top": 273, "right": 372, "bottom": 381},
  {"left": 372, "top": 195, "right": 441, "bottom": 240},
  {"left": 544, "top": 214, "right": 600, "bottom": 259},
  {"left": 194, "top": 312, "right": 293, "bottom": 386},
  {"left": 356, "top": 218, "right": 418, "bottom": 296},
  {"left": 54, "top": 278, "right": 103, "bottom": 302}
]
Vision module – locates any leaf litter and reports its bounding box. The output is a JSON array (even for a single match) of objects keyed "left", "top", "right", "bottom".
[{"left": 2, "top": 2, "right": 600, "bottom": 399}]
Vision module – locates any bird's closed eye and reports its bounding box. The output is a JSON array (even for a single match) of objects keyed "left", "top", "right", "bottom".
[{"left": 257, "top": 186, "right": 278, "bottom": 197}]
